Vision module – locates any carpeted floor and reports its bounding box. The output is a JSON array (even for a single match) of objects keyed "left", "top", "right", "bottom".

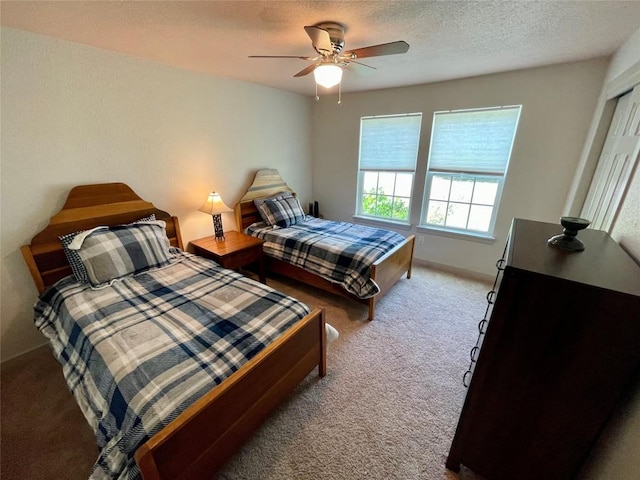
[{"left": 1, "top": 265, "right": 491, "bottom": 480}]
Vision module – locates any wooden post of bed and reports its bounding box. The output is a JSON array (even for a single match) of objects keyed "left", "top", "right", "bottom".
[{"left": 135, "top": 307, "right": 326, "bottom": 480}]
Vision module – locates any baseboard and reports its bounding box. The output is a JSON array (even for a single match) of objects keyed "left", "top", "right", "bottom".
[
  {"left": 413, "top": 258, "right": 494, "bottom": 283},
  {"left": 1, "top": 340, "right": 48, "bottom": 365}
]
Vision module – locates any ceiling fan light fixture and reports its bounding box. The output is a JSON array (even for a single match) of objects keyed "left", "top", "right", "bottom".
[{"left": 314, "top": 64, "right": 343, "bottom": 88}]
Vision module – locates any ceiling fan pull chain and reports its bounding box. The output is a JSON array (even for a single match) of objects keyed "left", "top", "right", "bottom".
[
  {"left": 315, "top": 82, "right": 319, "bottom": 101},
  {"left": 338, "top": 81, "right": 342, "bottom": 105}
]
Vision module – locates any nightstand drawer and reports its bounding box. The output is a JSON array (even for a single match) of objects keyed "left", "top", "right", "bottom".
[
  {"left": 215, "top": 247, "right": 261, "bottom": 270},
  {"left": 190, "top": 231, "right": 266, "bottom": 284}
]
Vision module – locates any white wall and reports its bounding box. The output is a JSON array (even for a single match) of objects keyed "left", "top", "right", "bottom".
[
  {"left": 564, "top": 27, "right": 640, "bottom": 218},
  {"left": 604, "top": 26, "right": 640, "bottom": 85},
  {"left": 0, "top": 27, "right": 313, "bottom": 362},
  {"left": 311, "top": 59, "right": 609, "bottom": 276},
  {"left": 578, "top": 26, "right": 640, "bottom": 480},
  {"left": 612, "top": 166, "right": 640, "bottom": 261},
  {"left": 601, "top": 25, "right": 640, "bottom": 264}
]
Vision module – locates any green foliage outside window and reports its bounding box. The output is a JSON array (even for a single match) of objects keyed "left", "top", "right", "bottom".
[
  {"left": 362, "top": 188, "right": 409, "bottom": 220},
  {"left": 427, "top": 202, "right": 455, "bottom": 225}
]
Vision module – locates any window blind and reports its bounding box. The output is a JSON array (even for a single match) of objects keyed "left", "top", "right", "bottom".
[
  {"left": 359, "top": 113, "right": 422, "bottom": 171},
  {"left": 429, "top": 106, "right": 521, "bottom": 174}
]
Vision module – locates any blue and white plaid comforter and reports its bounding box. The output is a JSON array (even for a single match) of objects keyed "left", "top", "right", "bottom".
[
  {"left": 34, "top": 250, "right": 310, "bottom": 480},
  {"left": 246, "top": 218, "right": 407, "bottom": 299}
]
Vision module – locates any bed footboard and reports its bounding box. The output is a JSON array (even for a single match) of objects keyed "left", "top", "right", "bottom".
[
  {"left": 368, "top": 235, "right": 415, "bottom": 320},
  {"left": 135, "top": 307, "right": 326, "bottom": 480},
  {"left": 263, "top": 235, "right": 415, "bottom": 321}
]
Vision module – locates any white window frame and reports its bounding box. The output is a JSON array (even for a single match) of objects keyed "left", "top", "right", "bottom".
[
  {"left": 422, "top": 172, "right": 506, "bottom": 236},
  {"left": 355, "top": 113, "right": 422, "bottom": 224},
  {"left": 420, "top": 106, "right": 521, "bottom": 237}
]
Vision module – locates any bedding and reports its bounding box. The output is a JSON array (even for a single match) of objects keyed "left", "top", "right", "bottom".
[
  {"left": 68, "top": 220, "right": 172, "bottom": 287},
  {"left": 262, "top": 196, "right": 307, "bottom": 227},
  {"left": 246, "top": 217, "right": 407, "bottom": 299},
  {"left": 34, "top": 249, "right": 311, "bottom": 480},
  {"left": 254, "top": 190, "right": 294, "bottom": 225},
  {"left": 60, "top": 215, "right": 157, "bottom": 284}
]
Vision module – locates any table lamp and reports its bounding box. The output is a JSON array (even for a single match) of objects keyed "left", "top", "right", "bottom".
[{"left": 199, "top": 191, "right": 232, "bottom": 241}]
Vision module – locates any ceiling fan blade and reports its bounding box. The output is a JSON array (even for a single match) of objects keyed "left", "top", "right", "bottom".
[
  {"left": 345, "top": 59, "right": 376, "bottom": 70},
  {"left": 293, "top": 64, "right": 318, "bottom": 78},
  {"left": 344, "top": 61, "right": 377, "bottom": 76},
  {"left": 304, "top": 25, "right": 333, "bottom": 55},
  {"left": 249, "top": 55, "right": 316, "bottom": 60},
  {"left": 343, "top": 41, "right": 409, "bottom": 59}
]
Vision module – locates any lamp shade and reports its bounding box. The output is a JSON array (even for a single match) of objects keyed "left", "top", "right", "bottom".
[
  {"left": 314, "top": 64, "right": 343, "bottom": 88},
  {"left": 198, "top": 192, "right": 232, "bottom": 215}
]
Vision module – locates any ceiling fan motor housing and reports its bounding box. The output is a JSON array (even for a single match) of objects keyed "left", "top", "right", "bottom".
[{"left": 315, "top": 22, "right": 346, "bottom": 54}]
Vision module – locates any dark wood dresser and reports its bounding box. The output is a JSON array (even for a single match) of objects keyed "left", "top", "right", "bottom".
[{"left": 446, "top": 218, "right": 640, "bottom": 480}]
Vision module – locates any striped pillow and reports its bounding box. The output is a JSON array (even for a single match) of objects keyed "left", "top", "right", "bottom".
[
  {"left": 68, "top": 220, "right": 171, "bottom": 287},
  {"left": 59, "top": 215, "right": 156, "bottom": 283},
  {"left": 263, "top": 196, "right": 306, "bottom": 228}
]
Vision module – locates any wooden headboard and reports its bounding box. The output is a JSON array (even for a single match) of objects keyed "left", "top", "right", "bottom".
[
  {"left": 234, "top": 200, "right": 263, "bottom": 232},
  {"left": 21, "top": 183, "right": 183, "bottom": 293},
  {"left": 234, "top": 169, "right": 296, "bottom": 231}
]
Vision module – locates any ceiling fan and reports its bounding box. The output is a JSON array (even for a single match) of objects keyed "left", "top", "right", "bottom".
[{"left": 249, "top": 22, "right": 409, "bottom": 91}]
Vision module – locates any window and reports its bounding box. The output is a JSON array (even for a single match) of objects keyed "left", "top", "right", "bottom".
[
  {"left": 421, "top": 106, "right": 521, "bottom": 236},
  {"left": 356, "top": 113, "right": 422, "bottom": 223}
]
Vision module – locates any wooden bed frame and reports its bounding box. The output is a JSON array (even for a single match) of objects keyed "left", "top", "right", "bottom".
[
  {"left": 21, "top": 182, "right": 327, "bottom": 480},
  {"left": 235, "top": 192, "right": 415, "bottom": 321}
]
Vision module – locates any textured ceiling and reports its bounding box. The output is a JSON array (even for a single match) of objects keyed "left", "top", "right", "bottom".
[{"left": 2, "top": 1, "right": 640, "bottom": 96}]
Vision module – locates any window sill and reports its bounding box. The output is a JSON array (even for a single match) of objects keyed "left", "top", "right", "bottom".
[
  {"left": 417, "top": 225, "right": 496, "bottom": 244},
  {"left": 352, "top": 215, "right": 413, "bottom": 232}
]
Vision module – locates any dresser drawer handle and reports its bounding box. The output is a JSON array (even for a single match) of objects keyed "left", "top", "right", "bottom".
[
  {"left": 478, "top": 319, "right": 487, "bottom": 334},
  {"left": 470, "top": 346, "right": 480, "bottom": 362},
  {"left": 486, "top": 290, "right": 496, "bottom": 304},
  {"left": 463, "top": 370, "right": 472, "bottom": 388}
]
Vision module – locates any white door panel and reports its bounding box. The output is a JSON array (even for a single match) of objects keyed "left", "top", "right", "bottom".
[{"left": 582, "top": 86, "right": 640, "bottom": 231}]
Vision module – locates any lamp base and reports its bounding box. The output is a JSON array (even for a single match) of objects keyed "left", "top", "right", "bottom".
[{"left": 213, "top": 214, "right": 225, "bottom": 241}]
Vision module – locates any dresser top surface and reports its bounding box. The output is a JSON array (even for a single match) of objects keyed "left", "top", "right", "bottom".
[{"left": 508, "top": 218, "right": 640, "bottom": 297}]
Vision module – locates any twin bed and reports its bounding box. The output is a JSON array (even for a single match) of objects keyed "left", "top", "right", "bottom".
[
  {"left": 235, "top": 169, "right": 415, "bottom": 321},
  {"left": 22, "top": 183, "right": 327, "bottom": 480},
  {"left": 22, "top": 176, "right": 414, "bottom": 479}
]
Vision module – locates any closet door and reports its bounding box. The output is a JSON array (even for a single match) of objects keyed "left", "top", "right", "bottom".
[{"left": 581, "top": 85, "right": 640, "bottom": 231}]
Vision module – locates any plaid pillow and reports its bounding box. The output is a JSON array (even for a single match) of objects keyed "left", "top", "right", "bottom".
[
  {"left": 59, "top": 215, "right": 156, "bottom": 283},
  {"left": 68, "top": 220, "right": 171, "bottom": 287},
  {"left": 263, "top": 196, "right": 306, "bottom": 228},
  {"left": 254, "top": 192, "right": 293, "bottom": 225}
]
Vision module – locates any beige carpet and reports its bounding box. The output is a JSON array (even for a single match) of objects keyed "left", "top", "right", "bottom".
[{"left": 1, "top": 265, "right": 491, "bottom": 479}]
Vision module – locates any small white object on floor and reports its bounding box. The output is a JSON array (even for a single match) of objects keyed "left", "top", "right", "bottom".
[{"left": 325, "top": 323, "right": 339, "bottom": 344}]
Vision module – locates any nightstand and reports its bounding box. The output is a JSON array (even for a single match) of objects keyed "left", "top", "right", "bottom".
[{"left": 190, "top": 231, "right": 266, "bottom": 284}]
